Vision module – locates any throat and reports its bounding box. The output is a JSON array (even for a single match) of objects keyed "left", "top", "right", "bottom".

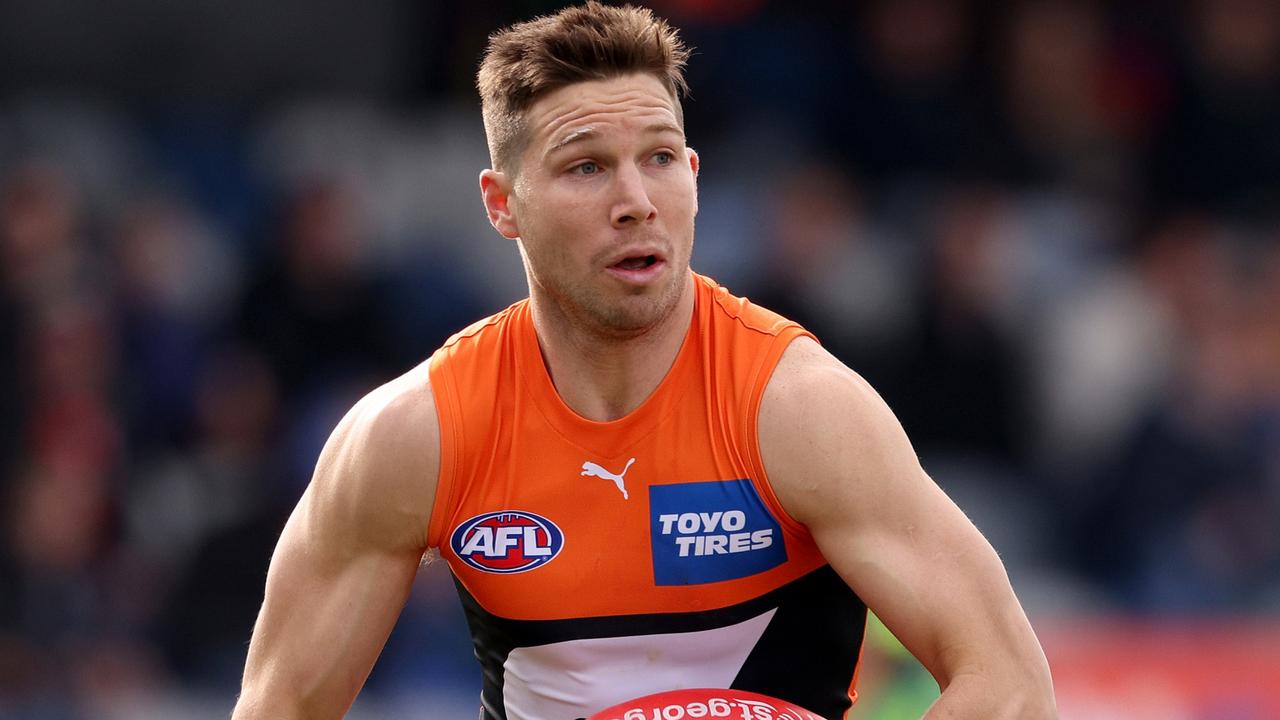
[
  {"left": 531, "top": 277, "right": 696, "bottom": 422},
  {"left": 544, "top": 331, "right": 683, "bottom": 421}
]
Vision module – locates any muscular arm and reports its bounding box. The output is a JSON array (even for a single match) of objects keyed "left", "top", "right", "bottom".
[
  {"left": 759, "top": 338, "right": 1056, "bottom": 719},
  {"left": 233, "top": 366, "right": 440, "bottom": 720}
]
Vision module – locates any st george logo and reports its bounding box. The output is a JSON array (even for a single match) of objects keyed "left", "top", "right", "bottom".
[
  {"left": 451, "top": 511, "right": 564, "bottom": 574},
  {"left": 581, "top": 458, "right": 635, "bottom": 499}
]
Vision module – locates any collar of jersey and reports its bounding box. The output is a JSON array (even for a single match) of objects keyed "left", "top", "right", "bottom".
[{"left": 515, "top": 276, "right": 703, "bottom": 459}]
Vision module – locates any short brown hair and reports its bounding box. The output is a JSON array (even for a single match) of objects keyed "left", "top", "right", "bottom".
[{"left": 477, "top": 1, "right": 692, "bottom": 172}]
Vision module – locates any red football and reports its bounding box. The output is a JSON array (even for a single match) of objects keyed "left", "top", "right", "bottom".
[{"left": 585, "top": 688, "right": 825, "bottom": 720}]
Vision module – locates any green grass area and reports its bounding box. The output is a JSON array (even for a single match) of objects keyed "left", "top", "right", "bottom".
[{"left": 849, "top": 613, "right": 939, "bottom": 719}]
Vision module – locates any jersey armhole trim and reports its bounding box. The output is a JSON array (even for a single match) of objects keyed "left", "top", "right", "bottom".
[
  {"left": 744, "top": 326, "right": 815, "bottom": 538},
  {"left": 842, "top": 620, "right": 868, "bottom": 719},
  {"left": 425, "top": 351, "right": 462, "bottom": 550}
]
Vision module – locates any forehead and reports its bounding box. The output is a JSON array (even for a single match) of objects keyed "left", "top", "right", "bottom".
[{"left": 525, "top": 74, "right": 681, "bottom": 152}]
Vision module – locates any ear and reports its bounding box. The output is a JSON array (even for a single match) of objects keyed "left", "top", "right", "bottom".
[
  {"left": 479, "top": 169, "right": 520, "bottom": 239},
  {"left": 688, "top": 148, "right": 700, "bottom": 216}
]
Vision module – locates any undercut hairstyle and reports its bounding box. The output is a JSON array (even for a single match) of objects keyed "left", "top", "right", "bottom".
[{"left": 477, "top": 1, "right": 692, "bottom": 173}]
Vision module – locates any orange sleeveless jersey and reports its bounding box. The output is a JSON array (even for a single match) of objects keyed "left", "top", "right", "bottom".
[{"left": 427, "top": 274, "right": 867, "bottom": 720}]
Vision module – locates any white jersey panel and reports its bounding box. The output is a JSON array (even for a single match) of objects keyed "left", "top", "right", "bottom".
[{"left": 501, "top": 608, "right": 777, "bottom": 719}]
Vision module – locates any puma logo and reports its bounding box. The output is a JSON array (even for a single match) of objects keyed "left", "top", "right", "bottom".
[{"left": 580, "top": 458, "right": 635, "bottom": 500}]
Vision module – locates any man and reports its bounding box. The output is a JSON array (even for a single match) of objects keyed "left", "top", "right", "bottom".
[{"left": 233, "top": 3, "right": 1057, "bottom": 719}]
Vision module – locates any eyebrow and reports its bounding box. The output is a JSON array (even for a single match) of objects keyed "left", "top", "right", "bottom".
[{"left": 545, "top": 122, "right": 685, "bottom": 157}]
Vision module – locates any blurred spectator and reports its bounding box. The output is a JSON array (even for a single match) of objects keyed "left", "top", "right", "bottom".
[
  {"left": 1000, "top": 0, "right": 1133, "bottom": 193},
  {"left": 113, "top": 196, "right": 242, "bottom": 453},
  {"left": 0, "top": 162, "right": 94, "bottom": 308},
  {"left": 25, "top": 297, "right": 120, "bottom": 474},
  {"left": 1, "top": 326, "right": 144, "bottom": 718},
  {"left": 1151, "top": 0, "right": 1280, "bottom": 217},
  {"left": 825, "top": 0, "right": 999, "bottom": 183},
  {"left": 750, "top": 161, "right": 916, "bottom": 386},
  {"left": 148, "top": 347, "right": 289, "bottom": 690},
  {"left": 235, "top": 177, "right": 397, "bottom": 402},
  {"left": 0, "top": 1, "right": 1279, "bottom": 715},
  {"left": 1080, "top": 217, "right": 1280, "bottom": 611},
  {"left": 891, "top": 185, "right": 1031, "bottom": 469},
  {"left": 1030, "top": 243, "right": 1176, "bottom": 474},
  {"left": 1, "top": 161, "right": 104, "bottom": 484}
]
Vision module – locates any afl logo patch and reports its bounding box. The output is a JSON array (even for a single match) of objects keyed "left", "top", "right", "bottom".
[{"left": 450, "top": 511, "right": 564, "bottom": 574}]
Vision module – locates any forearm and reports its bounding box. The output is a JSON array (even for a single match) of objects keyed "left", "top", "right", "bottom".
[
  {"left": 922, "top": 671, "right": 1058, "bottom": 720},
  {"left": 232, "top": 559, "right": 413, "bottom": 720},
  {"left": 232, "top": 634, "right": 357, "bottom": 720},
  {"left": 232, "top": 522, "right": 421, "bottom": 720},
  {"left": 231, "top": 694, "right": 307, "bottom": 720}
]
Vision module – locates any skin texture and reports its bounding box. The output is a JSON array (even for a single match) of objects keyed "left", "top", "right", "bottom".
[
  {"left": 481, "top": 73, "right": 701, "bottom": 420},
  {"left": 759, "top": 337, "right": 1057, "bottom": 719},
  {"left": 233, "top": 368, "right": 438, "bottom": 720},
  {"left": 232, "top": 73, "right": 1057, "bottom": 719}
]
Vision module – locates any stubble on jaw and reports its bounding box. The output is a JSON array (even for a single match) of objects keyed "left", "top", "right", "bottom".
[
  {"left": 522, "top": 239, "right": 694, "bottom": 344},
  {"left": 594, "top": 271, "right": 688, "bottom": 339}
]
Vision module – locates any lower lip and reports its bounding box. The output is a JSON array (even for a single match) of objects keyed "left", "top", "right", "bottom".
[{"left": 606, "top": 259, "right": 667, "bottom": 284}]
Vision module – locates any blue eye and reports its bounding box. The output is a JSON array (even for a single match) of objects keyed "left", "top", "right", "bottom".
[
  {"left": 574, "top": 161, "right": 599, "bottom": 175},
  {"left": 654, "top": 152, "right": 673, "bottom": 165}
]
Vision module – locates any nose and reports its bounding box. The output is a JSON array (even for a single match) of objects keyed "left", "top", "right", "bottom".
[{"left": 610, "top": 163, "right": 657, "bottom": 228}]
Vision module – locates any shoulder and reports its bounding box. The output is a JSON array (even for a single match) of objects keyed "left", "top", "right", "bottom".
[
  {"left": 338, "top": 362, "right": 439, "bottom": 469},
  {"left": 759, "top": 337, "right": 918, "bottom": 526},
  {"left": 699, "top": 273, "right": 801, "bottom": 337},
  {"left": 308, "top": 361, "right": 440, "bottom": 552},
  {"left": 761, "top": 336, "right": 890, "bottom": 436},
  {"left": 430, "top": 301, "right": 528, "bottom": 401},
  {"left": 437, "top": 299, "right": 528, "bottom": 355}
]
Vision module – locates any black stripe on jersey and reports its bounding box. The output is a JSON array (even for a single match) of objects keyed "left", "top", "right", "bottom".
[
  {"left": 729, "top": 567, "right": 867, "bottom": 716},
  {"left": 452, "top": 564, "right": 866, "bottom": 720}
]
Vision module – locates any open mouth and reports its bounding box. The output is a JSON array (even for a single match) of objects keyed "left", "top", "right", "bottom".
[{"left": 612, "top": 255, "right": 659, "bottom": 271}]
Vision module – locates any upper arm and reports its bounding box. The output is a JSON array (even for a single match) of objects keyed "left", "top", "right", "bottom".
[
  {"left": 234, "top": 366, "right": 441, "bottom": 720},
  {"left": 758, "top": 338, "right": 1053, "bottom": 702}
]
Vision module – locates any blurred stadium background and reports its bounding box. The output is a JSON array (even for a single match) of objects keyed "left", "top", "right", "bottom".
[{"left": 2, "top": 0, "right": 1279, "bottom": 718}]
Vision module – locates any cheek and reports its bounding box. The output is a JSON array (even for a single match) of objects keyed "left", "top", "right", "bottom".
[
  {"left": 519, "top": 194, "right": 589, "bottom": 265},
  {"left": 524, "top": 184, "right": 593, "bottom": 230},
  {"left": 555, "top": 198, "right": 596, "bottom": 231},
  {"left": 660, "top": 173, "right": 698, "bottom": 217}
]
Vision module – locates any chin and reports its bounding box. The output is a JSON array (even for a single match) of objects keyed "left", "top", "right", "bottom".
[
  {"left": 590, "top": 303, "right": 662, "bottom": 336},
  {"left": 594, "top": 280, "right": 684, "bottom": 337}
]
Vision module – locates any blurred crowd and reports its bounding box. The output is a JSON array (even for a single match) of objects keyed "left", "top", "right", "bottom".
[{"left": 2, "top": 0, "right": 1280, "bottom": 718}]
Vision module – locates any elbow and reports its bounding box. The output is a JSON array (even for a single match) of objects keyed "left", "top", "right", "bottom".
[
  {"left": 1007, "top": 690, "right": 1059, "bottom": 720},
  {"left": 1000, "top": 669, "right": 1058, "bottom": 720},
  {"left": 938, "top": 664, "right": 1058, "bottom": 720}
]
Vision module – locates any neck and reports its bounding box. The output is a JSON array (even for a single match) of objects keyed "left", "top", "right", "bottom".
[{"left": 530, "top": 273, "right": 696, "bottom": 422}]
